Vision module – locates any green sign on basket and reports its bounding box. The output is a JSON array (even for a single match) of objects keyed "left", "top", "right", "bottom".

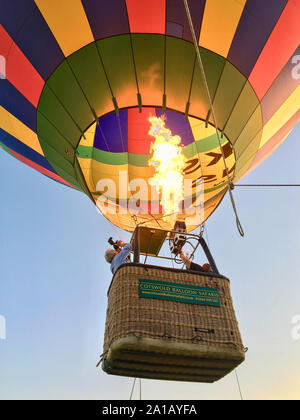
[{"left": 139, "top": 278, "right": 220, "bottom": 307}]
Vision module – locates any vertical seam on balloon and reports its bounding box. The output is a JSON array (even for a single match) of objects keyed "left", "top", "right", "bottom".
[
  {"left": 119, "top": 3, "right": 133, "bottom": 214},
  {"left": 64, "top": 58, "right": 103, "bottom": 181},
  {"left": 36, "top": 129, "right": 77, "bottom": 177},
  {"left": 82, "top": 6, "right": 115, "bottom": 98},
  {"left": 187, "top": 49, "right": 226, "bottom": 138},
  {"left": 64, "top": 55, "right": 107, "bottom": 156},
  {"left": 260, "top": 45, "right": 300, "bottom": 126},
  {"left": 43, "top": 84, "right": 85, "bottom": 156},
  {"left": 245, "top": 110, "right": 300, "bottom": 173},
  {"left": 0, "top": 88, "right": 35, "bottom": 162},
  {"left": 184, "top": 0, "right": 244, "bottom": 235},
  {"left": 86, "top": 122, "right": 97, "bottom": 194},
  {"left": 94, "top": 41, "right": 115, "bottom": 97},
  {"left": 197, "top": 0, "right": 207, "bottom": 43},
  {"left": 0, "top": 129, "right": 44, "bottom": 167},
  {"left": 234, "top": 126, "right": 263, "bottom": 164},
  {"left": 164, "top": 1, "right": 167, "bottom": 96},
  {"left": 230, "top": 106, "right": 263, "bottom": 182},
  {"left": 213, "top": 59, "right": 231, "bottom": 103},
  {"left": 186, "top": 55, "right": 203, "bottom": 177},
  {"left": 233, "top": 146, "right": 261, "bottom": 182},
  {"left": 128, "top": 33, "right": 140, "bottom": 95},
  {"left": 204, "top": 51, "right": 227, "bottom": 112},
  {"left": 92, "top": 126, "right": 99, "bottom": 195},
  {"left": 98, "top": 120, "right": 111, "bottom": 154},
  {"left": 2, "top": 7, "right": 43, "bottom": 78},
  {"left": 37, "top": 108, "right": 75, "bottom": 152},
  {"left": 248, "top": 0, "right": 290, "bottom": 91},
  {"left": 91, "top": 120, "right": 115, "bottom": 219},
  {"left": 117, "top": 113, "right": 126, "bottom": 154},
  {"left": 65, "top": 57, "right": 94, "bottom": 115},
  {"left": 123, "top": 5, "right": 141, "bottom": 96},
  {"left": 1, "top": 23, "right": 45, "bottom": 109},
  {"left": 74, "top": 156, "right": 95, "bottom": 202},
  {"left": 3, "top": 3, "right": 66, "bottom": 84},
  {"left": 231, "top": 102, "right": 261, "bottom": 147},
  {"left": 231, "top": 76, "right": 264, "bottom": 149},
  {"left": 221, "top": 78, "right": 248, "bottom": 132},
  {"left": 187, "top": 54, "right": 197, "bottom": 104},
  {"left": 36, "top": 111, "right": 88, "bottom": 194},
  {"left": 163, "top": 35, "right": 167, "bottom": 96}
]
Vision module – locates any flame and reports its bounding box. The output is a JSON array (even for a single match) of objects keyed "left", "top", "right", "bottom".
[{"left": 148, "top": 116, "right": 186, "bottom": 215}]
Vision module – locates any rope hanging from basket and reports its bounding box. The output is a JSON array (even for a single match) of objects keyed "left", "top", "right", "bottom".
[
  {"left": 235, "top": 369, "right": 244, "bottom": 400},
  {"left": 182, "top": 0, "right": 244, "bottom": 237},
  {"left": 130, "top": 378, "right": 142, "bottom": 400}
]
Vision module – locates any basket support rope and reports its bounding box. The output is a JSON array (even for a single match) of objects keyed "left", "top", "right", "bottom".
[
  {"left": 235, "top": 369, "right": 244, "bottom": 400},
  {"left": 182, "top": 0, "right": 244, "bottom": 237},
  {"left": 130, "top": 378, "right": 142, "bottom": 400}
]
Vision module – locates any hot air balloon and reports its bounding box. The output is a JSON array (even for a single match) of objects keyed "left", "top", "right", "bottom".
[{"left": 0, "top": 0, "right": 299, "bottom": 383}]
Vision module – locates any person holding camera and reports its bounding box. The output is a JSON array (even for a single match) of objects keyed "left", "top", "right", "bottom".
[{"left": 104, "top": 240, "right": 131, "bottom": 275}]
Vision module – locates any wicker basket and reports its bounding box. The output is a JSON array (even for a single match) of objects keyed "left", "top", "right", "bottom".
[{"left": 102, "top": 264, "right": 245, "bottom": 383}]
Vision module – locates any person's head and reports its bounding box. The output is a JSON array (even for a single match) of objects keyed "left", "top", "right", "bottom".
[
  {"left": 104, "top": 248, "right": 117, "bottom": 264},
  {"left": 202, "top": 263, "right": 212, "bottom": 272},
  {"left": 180, "top": 251, "right": 190, "bottom": 262}
]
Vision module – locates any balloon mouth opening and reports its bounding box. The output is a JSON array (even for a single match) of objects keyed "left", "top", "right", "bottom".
[{"left": 76, "top": 106, "right": 235, "bottom": 232}]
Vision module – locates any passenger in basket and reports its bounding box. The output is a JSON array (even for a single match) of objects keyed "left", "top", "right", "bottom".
[
  {"left": 104, "top": 241, "right": 132, "bottom": 275},
  {"left": 180, "top": 251, "right": 212, "bottom": 273}
]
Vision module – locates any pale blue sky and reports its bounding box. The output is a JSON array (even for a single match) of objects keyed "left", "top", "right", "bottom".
[{"left": 0, "top": 123, "right": 299, "bottom": 400}]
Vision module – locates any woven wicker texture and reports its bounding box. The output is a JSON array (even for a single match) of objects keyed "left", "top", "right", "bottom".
[{"left": 102, "top": 264, "right": 245, "bottom": 382}]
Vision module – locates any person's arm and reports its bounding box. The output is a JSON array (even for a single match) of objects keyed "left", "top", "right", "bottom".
[
  {"left": 180, "top": 252, "right": 191, "bottom": 269},
  {"left": 110, "top": 243, "right": 131, "bottom": 274},
  {"left": 116, "top": 240, "right": 129, "bottom": 249},
  {"left": 118, "top": 243, "right": 132, "bottom": 261}
]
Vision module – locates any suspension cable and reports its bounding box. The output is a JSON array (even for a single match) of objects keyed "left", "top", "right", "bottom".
[
  {"left": 235, "top": 369, "right": 244, "bottom": 400},
  {"left": 130, "top": 378, "right": 136, "bottom": 400},
  {"left": 139, "top": 378, "right": 142, "bottom": 400},
  {"left": 183, "top": 0, "right": 244, "bottom": 237},
  {"left": 204, "top": 223, "right": 210, "bottom": 249},
  {"left": 129, "top": 378, "right": 142, "bottom": 400}
]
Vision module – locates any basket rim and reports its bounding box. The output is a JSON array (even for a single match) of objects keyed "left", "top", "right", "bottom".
[{"left": 107, "top": 263, "right": 229, "bottom": 296}]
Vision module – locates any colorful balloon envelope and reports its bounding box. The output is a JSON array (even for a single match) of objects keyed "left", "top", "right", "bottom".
[{"left": 0, "top": 0, "right": 299, "bottom": 232}]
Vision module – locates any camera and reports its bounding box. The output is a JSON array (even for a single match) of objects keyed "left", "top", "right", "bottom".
[{"left": 108, "top": 237, "right": 119, "bottom": 251}]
